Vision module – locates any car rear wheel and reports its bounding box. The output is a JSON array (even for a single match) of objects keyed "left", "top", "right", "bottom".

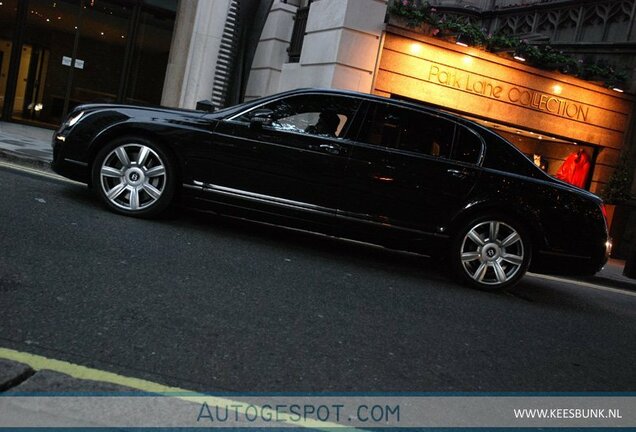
[
  {"left": 452, "top": 216, "right": 531, "bottom": 290},
  {"left": 92, "top": 137, "right": 175, "bottom": 217}
]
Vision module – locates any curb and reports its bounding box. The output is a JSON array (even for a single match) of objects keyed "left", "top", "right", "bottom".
[
  {"left": 0, "top": 149, "right": 52, "bottom": 172},
  {"left": 0, "top": 358, "right": 142, "bottom": 393},
  {"left": 581, "top": 275, "right": 636, "bottom": 292}
]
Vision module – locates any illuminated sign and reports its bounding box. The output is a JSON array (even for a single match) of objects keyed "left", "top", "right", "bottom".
[
  {"left": 428, "top": 65, "right": 504, "bottom": 98},
  {"left": 427, "top": 64, "right": 590, "bottom": 122},
  {"left": 374, "top": 31, "right": 633, "bottom": 149}
]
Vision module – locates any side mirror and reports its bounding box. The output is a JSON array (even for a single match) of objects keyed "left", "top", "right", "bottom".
[
  {"left": 196, "top": 100, "right": 216, "bottom": 112},
  {"left": 250, "top": 109, "right": 274, "bottom": 129}
]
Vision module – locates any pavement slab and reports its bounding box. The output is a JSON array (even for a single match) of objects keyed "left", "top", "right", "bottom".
[
  {"left": 0, "top": 121, "right": 53, "bottom": 169},
  {"left": 10, "top": 369, "right": 140, "bottom": 393},
  {"left": 0, "top": 359, "right": 34, "bottom": 392}
]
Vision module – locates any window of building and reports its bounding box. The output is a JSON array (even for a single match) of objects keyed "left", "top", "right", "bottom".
[
  {"left": 124, "top": 1, "right": 178, "bottom": 105},
  {"left": 287, "top": 1, "right": 311, "bottom": 63}
]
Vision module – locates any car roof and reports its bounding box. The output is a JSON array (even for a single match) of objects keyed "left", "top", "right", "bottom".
[{"left": 275, "top": 87, "right": 484, "bottom": 129}]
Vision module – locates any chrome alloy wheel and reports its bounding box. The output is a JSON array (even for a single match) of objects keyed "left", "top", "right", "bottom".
[
  {"left": 99, "top": 143, "right": 167, "bottom": 211},
  {"left": 460, "top": 221, "right": 525, "bottom": 286}
]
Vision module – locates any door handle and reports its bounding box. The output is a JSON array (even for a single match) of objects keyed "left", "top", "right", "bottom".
[
  {"left": 319, "top": 144, "right": 342, "bottom": 155},
  {"left": 447, "top": 168, "right": 470, "bottom": 179},
  {"left": 372, "top": 175, "right": 394, "bottom": 183}
]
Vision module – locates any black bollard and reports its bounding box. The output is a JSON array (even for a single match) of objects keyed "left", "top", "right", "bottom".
[{"left": 624, "top": 245, "right": 636, "bottom": 279}]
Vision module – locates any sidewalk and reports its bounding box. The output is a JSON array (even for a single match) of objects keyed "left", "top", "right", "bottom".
[
  {"left": 581, "top": 258, "right": 636, "bottom": 291},
  {"left": 0, "top": 120, "right": 635, "bottom": 291},
  {"left": 0, "top": 121, "right": 54, "bottom": 168}
]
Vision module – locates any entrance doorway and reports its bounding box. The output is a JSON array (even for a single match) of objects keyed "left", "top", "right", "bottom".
[
  {"left": 11, "top": 44, "right": 50, "bottom": 122},
  {"left": 477, "top": 120, "right": 599, "bottom": 191},
  {"left": 0, "top": 0, "right": 177, "bottom": 127}
]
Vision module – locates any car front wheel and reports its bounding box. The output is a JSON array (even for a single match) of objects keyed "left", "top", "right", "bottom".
[
  {"left": 92, "top": 137, "right": 175, "bottom": 217},
  {"left": 452, "top": 216, "right": 531, "bottom": 290}
]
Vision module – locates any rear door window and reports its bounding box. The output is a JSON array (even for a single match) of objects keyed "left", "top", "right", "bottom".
[
  {"left": 452, "top": 126, "right": 483, "bottom": 164},
  {"left": 484, "top": 134, "right": 544, "bottom": 178},
  {"left": 357, "top": 103, "right": 454, "bottom": 158}
]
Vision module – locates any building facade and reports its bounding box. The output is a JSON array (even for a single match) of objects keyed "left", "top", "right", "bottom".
[{"left": 0, "top": 0, "right": 269, "bottom": 126}]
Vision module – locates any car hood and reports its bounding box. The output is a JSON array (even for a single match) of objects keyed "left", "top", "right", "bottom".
[{"left": 73, "top": 103, "right": 207, "bottom": 117}]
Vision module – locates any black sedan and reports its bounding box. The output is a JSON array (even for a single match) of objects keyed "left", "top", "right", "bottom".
[{"left": 52, "top": 88, "right": 610, "bottom": 290}]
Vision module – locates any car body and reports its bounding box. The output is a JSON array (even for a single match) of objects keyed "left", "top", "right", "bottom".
[{"left": 52, "top": 88, "right": 611, "bottom": 290}]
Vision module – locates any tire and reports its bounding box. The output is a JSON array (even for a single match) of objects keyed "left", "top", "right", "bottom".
[
  {"left": 91, "top": 136, "right": 176, "bottom": 218},
  {"left": 450, "top": 215, "right": 531, "bottom": 291}
]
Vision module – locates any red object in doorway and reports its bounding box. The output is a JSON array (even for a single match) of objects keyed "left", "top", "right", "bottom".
[{"left": 555, "top": 149, "right": 591, "bottom": 188}]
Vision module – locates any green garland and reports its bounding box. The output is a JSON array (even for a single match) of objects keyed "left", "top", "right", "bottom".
[
  {"left": 389, "top": 0, "right": 433, "bottom": 28},
  {"left": 388, "top": 0, "right": 628, "bottom": 88}
]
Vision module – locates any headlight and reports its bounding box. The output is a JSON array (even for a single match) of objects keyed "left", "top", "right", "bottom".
[{"left": 66, "top": 111, "right": 85, "bottom": 128}]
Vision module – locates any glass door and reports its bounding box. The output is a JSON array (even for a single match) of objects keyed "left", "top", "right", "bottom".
[
  {"left": 2, "top": 0, "right": 177, "bottom": 127},
  {"left": 0, "top": 0, "right": 19, "bottom": 118},
  {"left": 69, "top": 0, "right": 133, "bottom": 112},
  {"left": 123, "top": 0, "right": 177, "bottom": 106},
  {"left": 10, "top": 0, "right": 82, "bottom": 125}
]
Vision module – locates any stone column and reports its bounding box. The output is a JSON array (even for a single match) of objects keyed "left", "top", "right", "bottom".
[
  {"left": 161, "top": 0, "right": 233, "bottom": 109},
  {"left": 277, "top": 0, "right": 388, "bottom": 94},
  {"left": 244, "top": 1, "right": 298, "bottom": 101}
]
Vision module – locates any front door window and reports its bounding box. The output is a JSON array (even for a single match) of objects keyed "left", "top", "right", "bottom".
[{"left": 237, "top": 94, "right": 361, "bottom": 139}]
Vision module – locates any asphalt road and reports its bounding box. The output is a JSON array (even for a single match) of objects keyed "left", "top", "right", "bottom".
[{"left": 1, "top": 164, "right": 635, "bottom": 392}]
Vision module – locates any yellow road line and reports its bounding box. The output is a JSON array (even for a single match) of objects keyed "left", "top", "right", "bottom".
[
  {"left": 0, "top": 347, "right": 354, "bottom": 430},
  {"left": 0, "top": 347, "right": 186, "bottom": 393}
]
